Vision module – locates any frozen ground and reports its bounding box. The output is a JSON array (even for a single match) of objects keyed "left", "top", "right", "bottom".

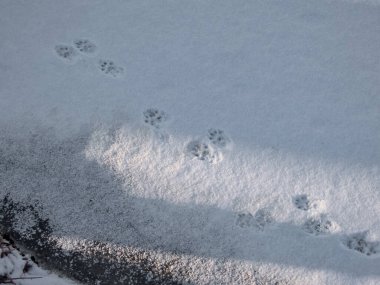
[{"left": 0, "top": 0, "right": 379, "bottom": 284}]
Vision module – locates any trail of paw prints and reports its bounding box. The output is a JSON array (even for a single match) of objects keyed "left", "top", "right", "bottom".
[
  {"left": 98, "top": 59, "right": 124, "bottom": 77},
  {"left": 54, "top": 39, "right": 125, "bottom": 78},
  {"left": 343, "top": 232, "right": 380, "bottom": 257},
  {"left": 236, "top": 209, "right": 274, "bottom": 231},
  {"left": 292, "top": 195, "right": 379, "bottom": 258}
]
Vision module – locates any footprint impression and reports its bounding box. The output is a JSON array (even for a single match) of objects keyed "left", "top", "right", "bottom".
[
  {"left": 342, "top": 231, "right": 379, "bottom": 256},
  {"left": 54, "top": 39, "right": 124, "bottom": 77},
  {"left": 143, "top": 108, "right": 168, "bottom": 129},
  {"left": 74, "top": 39, "right": 97, "bottom": 54},
  {"left": 187, "top": 128, "right": 231, "bottom": 163},
  {"left": 54, "top": 45, "right": 78, "bottom": 62},
  {"left": 98, "top": 60, "right": 124, "bottom": 77},
  {"left": 236, "top": 209, "right": 274, "bottom": 231},
  {"left": 293, "top": 194, "right": 336, "bottom": 236}
]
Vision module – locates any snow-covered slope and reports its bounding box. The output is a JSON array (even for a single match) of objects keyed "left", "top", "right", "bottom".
[{"left": 0, "top": 0, "right": 379, "bottom": 284}]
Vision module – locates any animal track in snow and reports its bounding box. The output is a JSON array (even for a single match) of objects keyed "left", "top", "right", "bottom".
[
  {"left": 187, "top": 128, "right": 230, "bottom": 163},
  {"left": 187, "top": 140, "right": 217, "bottom": 163},
  {"left": 74, "top": 39, "right": 97, "bottom": 54},
  {"left": 54, "top": 45, "right": 77, "bottom": 61},
  {"left": 302, "top": 215, "right": 336, "bottom": 236},
  {"left": 293, "top": 194, "right": 326, "bottom": 213},
  {"left": 236, "top": 209, "right": 274, "bottom": 230},
  {"left": 343, "top": 232, "right": 379, "bottom": 256},
  {"left": 236, "top": 212, "right": 254, "bottom": 228},
  {"left": 207, "top": 128, "right": 230, "bottom": 148},
  {"left": 254, "top": 209, "right": 274, "bottom": 230},
  {"left": 143, "top": 108, "right": 168, "bottom": 129},
  {"left": 293, "top": 194, "right": 310, "bottom": 211},
  {"left": 98, "top": 60, "right": 124, "bottom": 77}
]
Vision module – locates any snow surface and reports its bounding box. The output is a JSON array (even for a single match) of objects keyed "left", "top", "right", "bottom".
[
  {"left": 0, "top": 236, "right": 79, "bottom": 285},
  {"left": 0, "top": 0, "right": 379, "bottom": 284}
]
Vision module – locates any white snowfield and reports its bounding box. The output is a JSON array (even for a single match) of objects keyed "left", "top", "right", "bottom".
[{"left": 0, "top": 0, "right": 379, "bottom": 284}]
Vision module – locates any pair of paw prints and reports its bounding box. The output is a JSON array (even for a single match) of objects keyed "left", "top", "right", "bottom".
[
  {"left": 302, "top": 214, "right": 335, "bottom": 236},
  {"left": 141, "top": 108, "right": 230, "bottom": 164},
  {"left": 54, "top": 39, "right": 124, "bottom": 77},
  {"left": 55, "top": 39, "right": 97, "bottom": 61},
  {"left": 293, "top": 194, "right": 379, "bottom": 257},
  {"left": 187, "top": 129, "right": 231, "bottom": 163},
  {"left": 293, "top": 194, "right": 336, "bottom": 236},
  {"left": 236, "top": 209, "right": 274, "bottom": 231},
  {"left": 293, "top": 194, "right": 326, "bottom": 212}
]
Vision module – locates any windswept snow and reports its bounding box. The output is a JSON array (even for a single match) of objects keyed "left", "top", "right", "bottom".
[{"left": 0, "top": 0, "right": 379, "bottom": 284}]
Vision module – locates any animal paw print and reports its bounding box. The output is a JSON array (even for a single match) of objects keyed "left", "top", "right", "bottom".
[
  {"left": 302, "top": 215, "right": 335, "bottom": 236},
  {"left": 236, "top": 212, "right": 254, "bottom": 228},
  {"left": 207, "top": 128, "right": 230, "bottom": 148},
  {"left": 254, "top": 209, "right": 274, "bottom": 230},
  {"left": 236, "top": 209, "right": 274, "bottom": 230},
  {"left": 74, "top": 39, "right": 97, "bottom": 54},
  {"left": 293, "top": 194, "right": 326, "bottom": 213},
  {"left": 343, "top": 232, "right": 379, "bottom": 256},
  {"left": 187, "top": 140, "right": 216, "bottom": 163},
  {"left": 143, "top": 109, "right": 168, "bottom": 128},
  {"left": 98, "top": 60, "right": 124, "bottom": 77},
  {"left": 54, "top": 45, "right": 77, "bottom": 61},
  {"left": 293, "top": 194, "right": 310, "bottom": 211}
]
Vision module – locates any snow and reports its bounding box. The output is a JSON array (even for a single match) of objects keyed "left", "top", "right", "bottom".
[
  {"left": 0, "top": 0, "right": 379, "bottom": 284},
  {"left": 0, "top": 236, "right": 79, "bottom": 285}
]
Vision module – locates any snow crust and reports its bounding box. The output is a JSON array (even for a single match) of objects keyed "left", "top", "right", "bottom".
[{"left": 0, "top": 0, "right": 379, "bottom": 284}]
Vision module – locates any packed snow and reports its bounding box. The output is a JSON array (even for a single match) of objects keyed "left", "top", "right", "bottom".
[{"left": 0, "top": 0, "right": 379, "bottom": 284}]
